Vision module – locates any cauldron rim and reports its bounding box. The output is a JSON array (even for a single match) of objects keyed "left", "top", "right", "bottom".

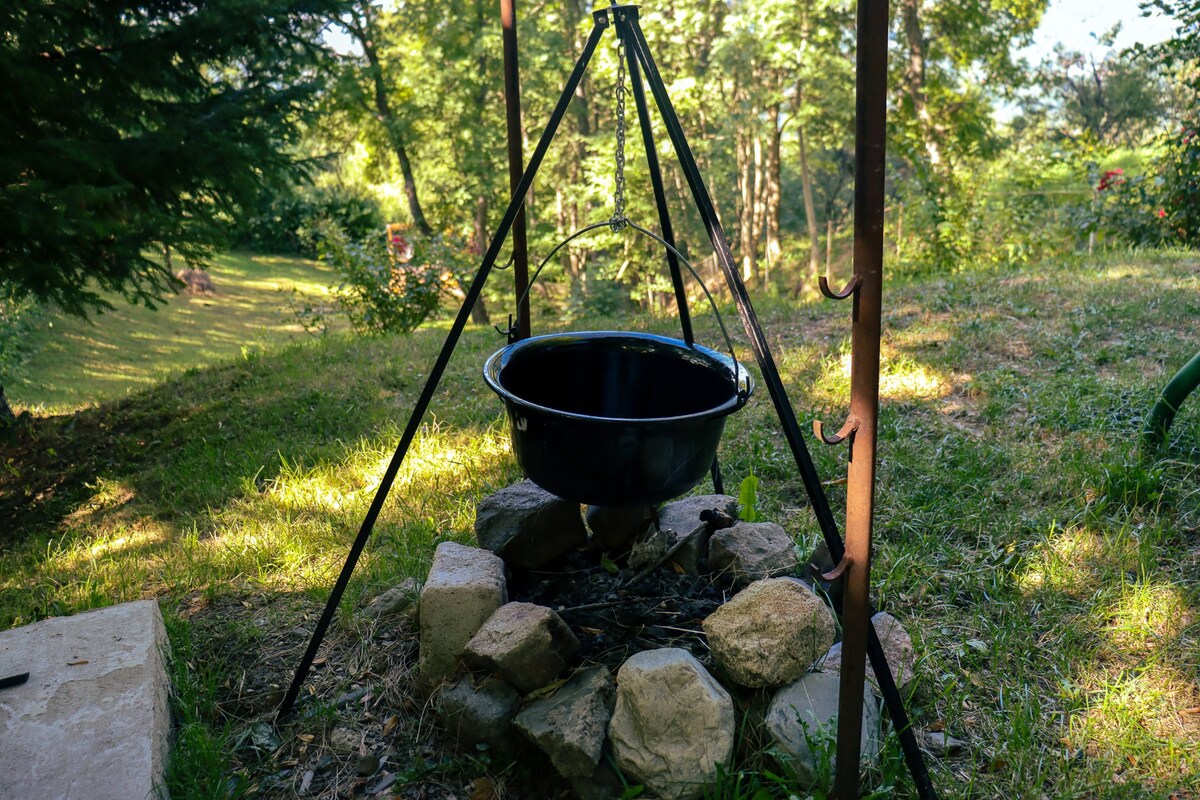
[{"left": 483, "top": 330, "right": 752, "bottom": 424}]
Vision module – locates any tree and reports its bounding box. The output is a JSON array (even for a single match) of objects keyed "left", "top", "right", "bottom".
[
  {"left": 0, "top": 0, "right": 345, "bottom": 317},
  {"left": 1029, "top": 29, "right": 1167, "bottom": 147},
  {"left": 892, "top": 0, "right": 1048, "bottom": 179}
]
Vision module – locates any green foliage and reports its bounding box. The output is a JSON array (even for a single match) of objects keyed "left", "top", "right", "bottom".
[
  {"left": 1159, "top": 123, "right": 1200, "bottom": 246},
  {"left": 1097, "top": 460, "right": 1168, "bottom": 511},
  {"left": 1029, "top": 36, "right": 1168, "bottom": 148},
  {"left": 0, "top": 295, "right": 42, "bottom": 386},
  {"left": 1071, "top": 163, "right": 1169, "bottom": 248},
  {"left": 0, "top": 0, "right": 345, "bottom": 317},
  {"left": 737, "top": 474, "right": 760, "bottom": 522},
  {"left": 236, "top": 182, "right": 384, "bottom": 257},
  {"left": 162, "top": 612, "right": 253, "bottom": 800},
  {"left": 314, "top": 222, "right": 446, "bottom": 336}
]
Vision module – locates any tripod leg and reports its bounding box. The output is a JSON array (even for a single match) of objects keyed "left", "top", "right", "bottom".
[{"left": 277, "top": 17, "right": 610, "bottom": 719}]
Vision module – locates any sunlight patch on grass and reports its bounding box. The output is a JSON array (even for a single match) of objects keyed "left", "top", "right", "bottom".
[
  {"left": 1016, "top": 524, "right": 1140, "bottom": 600},
  {"left": 8, "top": 252, "right": 342, "bottom": 413},
  {"left": 1069, "top": 662, "right": 1200, "bottom": 788},
  {"left": 1100, "top": 580, "right": 1194, "bottom": 657}
]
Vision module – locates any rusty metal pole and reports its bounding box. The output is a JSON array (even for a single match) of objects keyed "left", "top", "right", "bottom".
[
  {"left": 500, "top": 0, "right": 531, "bottom": 340},
  {"left": 833, "top": 0, "right": 890, "bottom": 796}
]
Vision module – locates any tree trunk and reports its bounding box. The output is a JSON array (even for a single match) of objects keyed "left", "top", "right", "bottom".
[
  {"left": 798, "top": 124, "right": 821, "bottom": 287},
  {"left": 900, "top": 0, "right": 943, "bottom": 173},
  {"left": 0, "top": 386, "right": 14, "bottom": 426},
  {"left": 467, "top": 194, "right": 490, "bottom": 325},
  {"left": 736, "top": 132, "right": 757, "bottom": 285},
  {"left": 764, "top": 104, "right": 782, "bottom": 271},
  {"left": 752, "top": 134, "right": 768, "bottom": 285},
  {"left": 354, "top": 10, "right": 434, "bottom": 235},
  {"left": 826, "top": 218, "right": 834, "bottom": 277}
]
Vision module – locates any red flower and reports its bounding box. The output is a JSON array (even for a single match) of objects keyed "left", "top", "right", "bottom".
[
  {"left": 1157, "top": 209, "right": 1167, "bottom": 218},
  {"left": 1096, "top": 168, "right": 1125, "bottom": 192}
]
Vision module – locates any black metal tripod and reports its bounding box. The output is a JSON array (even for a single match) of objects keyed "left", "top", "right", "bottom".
[{"left": 279, "top": 5, "right": 934, "bottom": 798}]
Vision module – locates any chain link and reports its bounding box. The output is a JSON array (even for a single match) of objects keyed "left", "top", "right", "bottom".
[{"left": 610, "top": 32, "right": 628, "bottom": 231}]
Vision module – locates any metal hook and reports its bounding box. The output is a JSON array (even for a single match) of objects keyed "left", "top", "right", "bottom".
[
  {"left": 494, "top": 313, "right": 518, "bottom": 342},
  {"left": 818, "top": 274, "right": 861, "bottom": 301},
  {"left": 813, "top": 414, "right": 860, "bottom": 446},
  {"left": 493, "top": 252, "right": 516, "bottom": 271}
]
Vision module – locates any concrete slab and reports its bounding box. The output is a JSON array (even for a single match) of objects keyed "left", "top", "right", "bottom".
[{"left": 0, "top": 600, "right": 171, "bottom": 800}]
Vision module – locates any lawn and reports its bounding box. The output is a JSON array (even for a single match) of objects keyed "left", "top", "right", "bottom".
[
  {"left": 0, "top": 250, "right": 1197, "bottom": 799},
  {"left": 6, "top": 252, "right": 342, "bottom": 413}
]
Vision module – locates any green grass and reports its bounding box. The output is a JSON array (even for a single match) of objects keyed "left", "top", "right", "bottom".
[
  {"left": 6, "top": 252, "right": 343, "bottom": 413},
  {"left": 1, "top": 249, "right": 1198, "bottom": 798}
]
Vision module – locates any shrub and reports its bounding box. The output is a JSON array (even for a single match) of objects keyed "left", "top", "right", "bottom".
[
  {"left": 236, "top": 183, "right": 383, "bottom": 257},
  {"left": 1071, "top": 163, "right": 1170, "bottom": 248},
  {"left": 313, "top": 221, "right": 446, "bottom": 335},
  {"left": 0, "top": 295, "right": 42, "bottom": 386},
  {"left": 1160, "top": 122, "right": 1200, "bottom": 247}
]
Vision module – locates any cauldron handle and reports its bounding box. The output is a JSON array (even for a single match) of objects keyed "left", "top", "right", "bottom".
[{"left": 508, "top": 218, "right": 750, "bottom": 404}]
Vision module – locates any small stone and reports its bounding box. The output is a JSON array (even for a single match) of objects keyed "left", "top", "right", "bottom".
[
  {"left": 437, "top": 674, "right": 523, "bottom": 759},
  {"left": 355, "top": 754, "right": 381, "bottom": 776},
  {"left": 608, "top": 648, "right": 735, "bottom": 800},
  {"left": 708, "top": 521, "right": 799, "bottom": 583},
  {"left": 816, "top": 611, "right": 917, "bottom": 693},
  {"left": 464, "top": 603, "right": 580, "bottom": 694},
  {"left": 367, "top": 773, "right": 397, "bottom": 795},
  {"left": 475, "top": 480, "right": 587, "bottom": 568},
  {"left": 924, "top": 731, "right": 966, "bottom": 757},
  {"left": 586, "top": 505, "right": 656, "bottom": 550},
  {"left": 765, "top": 671, "right": 881, "bottom": 785},
  {"left": 361, "top": 577, "right": 421, "bottom": 619},
  {"left": 656, "top": 494, "right": 739, "bottom": 574},
  {"left": 418, "top": 542, "right": 507, "bottom": 686},
  {"left": 703, "top": 578, "right": 836, "bottom": 688},
  {"left": 626, "top": 523, "right": 669, "bottom": 573},
  {"left": 328, "top": 727, "right": 360, "bottom": 753},
  {"left": 514, "top": 666, "right": 615, "bottom": 778}
]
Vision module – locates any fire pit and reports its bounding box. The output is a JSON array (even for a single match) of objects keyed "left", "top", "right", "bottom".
[{"left": 484, "top": 331, "right": 753, "bottom": 506}]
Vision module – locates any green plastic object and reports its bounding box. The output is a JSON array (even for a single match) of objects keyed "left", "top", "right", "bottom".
[{"left": 1143, "top": 350, "right": 1200, "bottom": 447}]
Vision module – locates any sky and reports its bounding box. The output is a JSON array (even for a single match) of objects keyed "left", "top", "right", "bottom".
[{"left": 1020, "top": 0, "right": 1179, "bottom": 63}]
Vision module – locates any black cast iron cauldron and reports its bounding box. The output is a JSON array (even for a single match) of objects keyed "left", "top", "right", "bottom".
[{"left": 484, "top": 331, "right": 753, "bottom": 507}]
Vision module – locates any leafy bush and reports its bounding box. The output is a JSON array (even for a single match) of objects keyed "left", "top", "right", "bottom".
[
  {"left": 236, "top": 183, "right": 383, "bottom": 257},
  {"left": 892, "top": 149, "right": 1078, "bottom": 274},
  {"left": 0, "top": 295, "right": 42, "bottom": 385},
  {"left": 1068, "top": 163, "right": 1169, "bottom": 248},
  {"left": 311, "top": 222, "right": 446, "bottom": 335},
  {"left": 1160, "top": 122, "right": 1200, "bottom": 247}
]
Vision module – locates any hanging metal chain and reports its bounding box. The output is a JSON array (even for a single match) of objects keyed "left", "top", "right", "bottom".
[{"left": 610, "top": 32, "right": 628, "bottom": 231}]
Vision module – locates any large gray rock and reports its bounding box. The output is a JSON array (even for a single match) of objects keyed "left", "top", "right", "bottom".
[
  {"left": 463, "top": 602, "right": 580, "bottom": 694},
  {"left": 656, "top": 494, "right": 739, "bottom": 574},
  {"left": 708, "top": 521, "right": 799, "bottom": 583},
  {"left": 514, "top": 666, "right": 615, "bottom": 779},
  {"left": 765, "top": 671, "right": 881, "bottom": 785},
  {"left": 608, "top": 648, "right": 735, "bottom": 800},
  {"left": 419, "top": 542, "right": 507, "bottom": 685},
  {"left": 817, "top": 611, "right": 917, "bottom": 693},
  {"left": 437, "top": 674, "right": 523, "bottom": 759},
  {"left": 475, "top": 480, "right": 587, "bottom": 568},
  {"left": 586, "top": 504, "right": 656, "bottom": 550},
  {"left": 0, "top": 600, "right": 169, "bottom": 800},
  {"left": 703, "top": 578, "right": 836, "bottom": 688}
]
